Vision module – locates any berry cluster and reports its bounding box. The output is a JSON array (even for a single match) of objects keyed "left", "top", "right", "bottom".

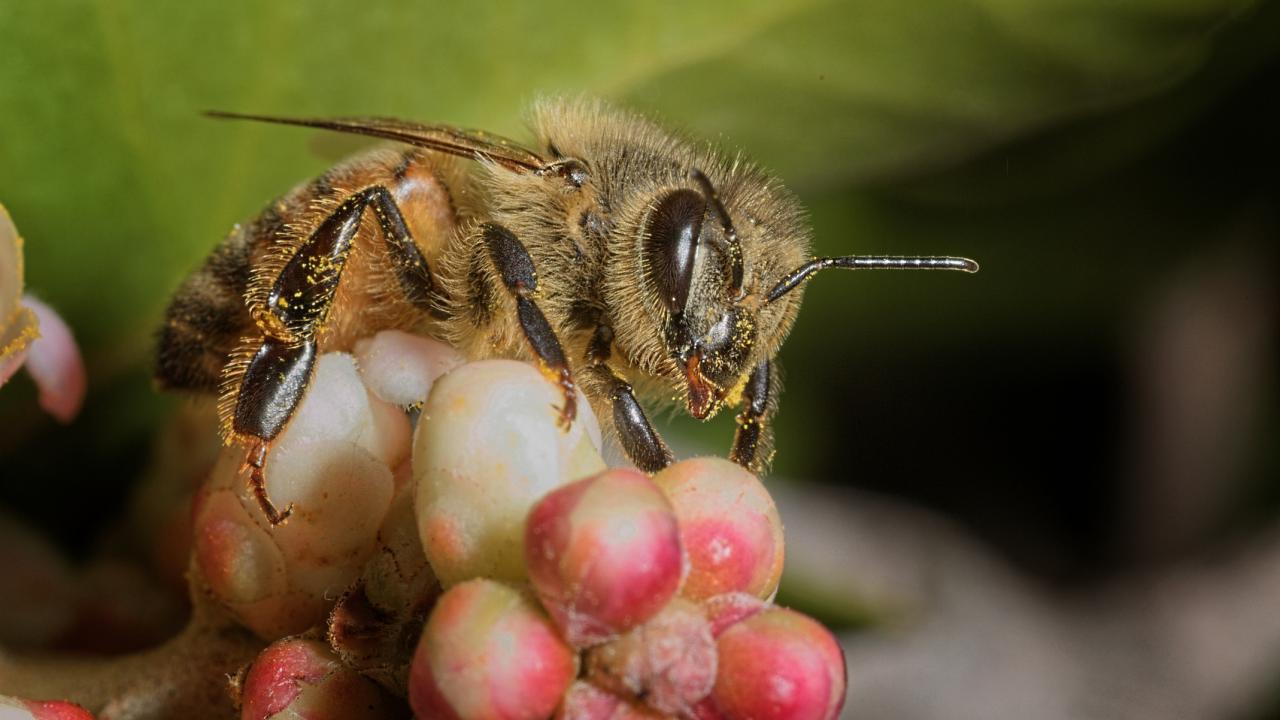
[
  {"left": 4, "top": 329, "right": 845, "bottom": 719},
  {"left": 413, "top": 461, "right": 845, "bottom": 720}
]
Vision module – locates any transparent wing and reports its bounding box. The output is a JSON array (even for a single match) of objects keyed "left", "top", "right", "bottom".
[{"left": 205, "top": 111, "right": 547, "bottom": 173}]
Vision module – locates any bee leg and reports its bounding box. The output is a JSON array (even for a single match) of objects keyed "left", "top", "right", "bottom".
[
  {"left": 584, "top": 324, "right": 674, "bottom": 473},
  {"left": 729, "top": 359, "right": 777, "bottom": 475},
  {"left": 231, "top": 338, "right": 318, "bottom": 525},
  {"left": 481, "top": 222, "right": 577, "bottom": 429},
  {"left": 230, "top": 188, "right": 396, "bottom": 525},
  {"left": 365, "top": 185, "right": 443, "bottom": 316}
]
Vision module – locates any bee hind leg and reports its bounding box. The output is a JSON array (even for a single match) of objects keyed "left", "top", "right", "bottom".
[
  {"left": 729, "top": 359, "right": 777, "bottom": 475},
  {"left": 228, "top": 338, "right": 318, "bottom": 525},
  {"left": 226, "top": 183, "right": 438, "bottom": 525},
  {"left": 481, "top": 222, "right": 577, "bottom": 429},
  {"left": 242, "top": 440, "right": 292, "bottom": 526}
]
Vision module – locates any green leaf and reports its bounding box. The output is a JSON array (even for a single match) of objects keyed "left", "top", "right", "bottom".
[{"left": 0, "top": 0, "right": 1271, "bottom": 478}]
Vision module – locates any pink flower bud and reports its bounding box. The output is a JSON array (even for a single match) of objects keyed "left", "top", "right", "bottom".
[
  {"left": 238, "top": 637, "right": 397, "bottom": 720},
  {"left": 195, "top": 351, "right": 401, "bottom": 638},
  {"left": 705, "top": 607, "right": 846, "bottom": 720},
  {"left": 556, "top": 682, "right": 664, "bottom": 720},
  {"left": 585, "top": 599, "right": 716, "bottom": 716},
  {"left": 525, "top": 468, "right": 684, "bottom": 647},
  {"left": 702, "top": 592, "right": 768, "bottom": 637},
  {"left": 653, "top": 458, "right": 784, "bottom": 601},
  {"left": 409, "top": 580, "right": 577, "bottom": 720},
  {"left": 0, "top": 697, "right": 95, "bottom": 720}
]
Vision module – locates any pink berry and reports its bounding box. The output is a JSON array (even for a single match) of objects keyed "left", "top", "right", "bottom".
[
  {"left": 525, "top": 468, "right": 684, "bottom": 647},
  {"left": 653, "top": 458, "right": 784, "bottom": 601},
  {"left": 585, "top": 599, "right": 716, "bottom": 716},
  {"left": 409, "top": 579, "right": 577, "bottom": 720},
  {"left": 238, "top": 637, "right": 397, "bottom": 720},
  {"left": 706, "top": 607, "right": 846, "bottom": 720}
]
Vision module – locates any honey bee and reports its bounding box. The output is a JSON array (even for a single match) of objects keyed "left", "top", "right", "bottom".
[{"left": 156, "top": 97, "right": 977, "bottom": 525}]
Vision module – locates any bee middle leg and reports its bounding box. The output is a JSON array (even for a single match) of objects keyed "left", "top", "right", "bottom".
[
  {"left": 584, "top": 324, "right": 674, "bottom": 473},
  {"left": 231, "top": 186, "right": 441, "bottom": 524},
  {"left": 480, "top": 222, "right": 577, "bottom": 428}
]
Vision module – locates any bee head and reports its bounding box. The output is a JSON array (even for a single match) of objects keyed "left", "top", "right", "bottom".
[{"left": 637, "top": 170, "right": 796, "bottom": 420}]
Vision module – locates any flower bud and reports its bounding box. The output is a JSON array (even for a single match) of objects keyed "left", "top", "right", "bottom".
[
  {"left": 653, "top": 458, "right": 784, "bottom": 601},
  {"left": 409, "top": 579, "right": 577, "bottom": 720},
  {"left": 525, "top": 468, "right": 683, "bottom": 647},
  {"left": 585, "top": 599, "right": 716, "bottom": 716},
  {"left": 415, "top": 360, "right": 603, "bottom": 586},
  {"left": 196, "top": 352, "right": 400, "bottom": 638},
  {"left": 353, "top": 329, "right": 465, "bottom": 408},
  {"left": 0, "top": 696, "right": 95, "bottom": 720},
  {"left": 238, "top": 637, "right": 398, "bottom": 720},
  {"left": 705, "top": 607, "right": 846, "bottom": 720},
  {"left": 556, "top": 682, "right": 664, "bottom": 720},
  {"left": 702, "top": 592, "right": 768, "bottom": 637},
  {"left": 328, "top": 481, "right": 440, "bottom": 695}
]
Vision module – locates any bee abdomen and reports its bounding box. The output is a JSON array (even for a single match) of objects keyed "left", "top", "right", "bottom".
[{"left": 155, "top": 222, "right": 257, "bottom": 392}]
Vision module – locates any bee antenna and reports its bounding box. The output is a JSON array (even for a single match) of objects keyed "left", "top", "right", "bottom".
[
  {"left": 691, "top": 169, "right": 745, "bottom": 296},
  {"left": 766, "top": 255, "right": 980, "bottom": 303}
]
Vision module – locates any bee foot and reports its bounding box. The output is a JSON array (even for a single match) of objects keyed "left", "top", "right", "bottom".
[
  {"left": 555, "top": 371, "right": 577, "bottom": 431},
  {"left": 244, "top": 444, "right": 294, "bottom": 526}
]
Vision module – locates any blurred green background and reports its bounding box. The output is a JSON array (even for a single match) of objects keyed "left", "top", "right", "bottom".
[{"left": 1, "top": 0, "right": 1276, "bottom": 593}]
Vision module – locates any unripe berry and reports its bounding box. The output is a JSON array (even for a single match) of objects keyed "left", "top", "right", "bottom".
[
  {"left": 703, "top": 607, "right": 846, "bottom": 720},
  {"left": 409, "top": 579, "right": 577, "bottom": 720},
  {"left": 653, "top": 458, "right": 784, "bottom": 601},
  {"left": 525, "top": 468, "right": 684, "bottom": 647}
]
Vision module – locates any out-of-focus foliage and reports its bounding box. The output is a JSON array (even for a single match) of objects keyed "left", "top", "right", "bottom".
[
  {"left": 0, "top": 0, "right": 1262, "bottom": 356},
  {"left": 0, "top": 0, "right": 1276, "bottom": 557}
]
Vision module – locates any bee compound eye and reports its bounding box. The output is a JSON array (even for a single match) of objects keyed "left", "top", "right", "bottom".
[{"left": 644, "top": 188, "right": 706, "bottom": 314}]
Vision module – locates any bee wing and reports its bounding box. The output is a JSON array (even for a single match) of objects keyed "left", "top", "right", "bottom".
[{"left": 205, "top": 112, "right": 547, "bottom": 173}]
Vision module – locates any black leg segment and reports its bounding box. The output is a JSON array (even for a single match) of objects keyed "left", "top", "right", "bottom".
[
  {"left": 584, "top": 324, "right": 673, "bottom": 473},
  {"left": 366, "top": 185, "right": 439, "bottom": 315},
  {"left": 482, "top": 222, "right": 577, "bottom": 428},
  {"left": 233, "top": 338, "right": 318, "bottom": 442},
  {"left": 587, "top": 364, "right": 674, "bottom": 472},
  {"left": 730, "top": 359, "right": 776, "bottom": 474}
]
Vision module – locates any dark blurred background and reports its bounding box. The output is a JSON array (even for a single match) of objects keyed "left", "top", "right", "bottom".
[{"left": 0, "top": 1, "right": 1277, "bottom": 716}]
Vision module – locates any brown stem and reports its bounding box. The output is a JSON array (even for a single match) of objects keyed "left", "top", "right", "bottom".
[{"left": 0, "top": 567, "right": 262, "bottom": 720}]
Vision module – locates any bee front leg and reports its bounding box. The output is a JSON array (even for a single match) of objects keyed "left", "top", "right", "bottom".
[
  {"left": 481, "top": 223, "right": 577, "bottom": 428},
  {"left": 730, "top": 359, "right": 777, "bottom": 475},
  {"left": 584, "top": 324, "right": 674, "bottom": 473}
]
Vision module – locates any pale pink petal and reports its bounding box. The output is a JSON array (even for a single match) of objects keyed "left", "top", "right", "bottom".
[{"left": 21, "top": 296, "right": 86, "bottom": 423}]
